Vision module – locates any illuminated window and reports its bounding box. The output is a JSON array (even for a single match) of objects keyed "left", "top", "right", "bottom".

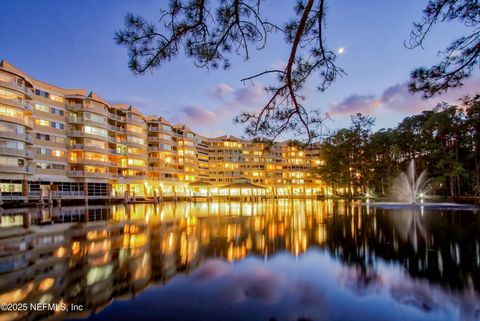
[
  {"left": 127, "top": 159, "right": 145, "bottom": 166},
  {"left": 50, "top": 94, "right": 64, "bottom": 103},
  {"left": 35, "top": 119, "right": 50, "bottom": 127},
  {"left": 35, "top": 104, "right": 50, "bottom": 113},
  {"left": 84, "top": 125, "right": 107, "bottom": 137},
  {"left": 127, "top": 136, "right": 144, "bottom": 145}
]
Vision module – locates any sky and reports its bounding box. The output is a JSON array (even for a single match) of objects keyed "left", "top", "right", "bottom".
[{"left": 0, "top": 0, "right": 477, "bottom": 138}]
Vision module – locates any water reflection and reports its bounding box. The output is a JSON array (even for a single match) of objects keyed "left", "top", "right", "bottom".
[{"left": 0, "top": 201, "right": 479, "bottom": 321}]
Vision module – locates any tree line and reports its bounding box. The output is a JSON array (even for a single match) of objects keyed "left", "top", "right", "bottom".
[{"left": 315, "top": 95, "right": 480, "bottom": 199}]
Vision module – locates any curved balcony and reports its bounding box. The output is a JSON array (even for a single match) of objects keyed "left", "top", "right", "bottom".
[
  {"left": 126, "top": 116, "right": 146, "bottom": 125},
  {"left": 0, "top": 80, "right": 33, "bottom": 98},
  {"left": 147, "top": 136, "right": 173, "bottom": 143},
  {"left": 67, "top": 170, "right": 110, "bottom": 178},
  {"left": 66, "top": 116, "right": 112, "bottom": 131},
  {"left": 0, "top": 97, "right": 29, "bottom": 111},
  {"left": 0, "top": 113, "right": 32, "bottom": 128},
  {"left": 108, "top": 112, "right": 126, "bottom": 122},
  {"left": 68, "top": 144, "right": 111, "bottom": 155},
  {"left": 0, "top": 131, "right": 32, "bottom": 144},
  {"left": 126, "top": 151, "right": 148, "bottom": 160},
  {"left": 68, "top": 158, "right": 115, "bottom": 167},
  {"left": 147, "top": 126, "right": 173, "bottom": 133},
  {"left": 66, "top": 102, "right": 108, "bottom": 117},
  {"left": 0, "top": 147, "right": 33, "bottom": 158},
  {"left": 126, "top": 129, "right": 146, "bottom": 138},
  {"left": 0, "top": 165, "right": 34, "bottom": 174},
  {"left": 66, "top": 130, "right": 112, "bottom": 142},
  {"left": 126, "top": 141, "right": 147, "bottom": 149},
  {"left": 109, "top": 124, "right": 126, "bottom": 133},
  {"left": 125, "top": 163, "right": 147, "bottom": 170}
]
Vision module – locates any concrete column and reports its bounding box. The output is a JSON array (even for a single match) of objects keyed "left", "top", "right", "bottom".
[
  {"left": 83, "top": 182, "right": 89, "bottom": 205},
  {"left": 22, "top": 180, "right": 28, "bottom": 204},
  {"left": 22, "top": 211, "right": 30, "bottom": 228}
]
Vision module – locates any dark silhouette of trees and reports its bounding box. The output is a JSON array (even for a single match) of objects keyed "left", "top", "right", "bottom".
[
  {"left": 408, "top": 0, "right": 480, "bottom": 97},
  {"left": 115, "top": 0, "right": 480, "bottom": 144},
  {"left": 114, "top": 0, "right": 342, "bottom": 143},
  {"left": 316, "top": 97, "right": 480, "bottom": 198}
]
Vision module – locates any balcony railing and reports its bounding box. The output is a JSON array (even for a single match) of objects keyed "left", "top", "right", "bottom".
[
  {"left": 0, "top": 165, "right": 34, "bottom": 174},
  {"left": 0, "top": 131, "right": 30, "bottom": 142},
  {"left": 0, "top": 194, "right": 27, "bottom": 201},
  {"left": 108, "top": 112, "right": 126, "bottom": 121},
  {"left": 0, "top": 147, "right": 32, "bottom": 158},
  {"left": 68, "top": 158, "right": 115, "bottom": 166},
  {"left": 0, "top": 80, "right": 33, "bottom": 98},
  {"left": 0, "top": 97, "right": 26, "bottom": 110},
  {"left": 126, "top": 116, "right": 145, "bottom": 125},
  {"left": 67, "top": 170, "right": 110, "bottom": 178},
  {"left": 67, "top": 103, "right": 108, "bottom": 116}
]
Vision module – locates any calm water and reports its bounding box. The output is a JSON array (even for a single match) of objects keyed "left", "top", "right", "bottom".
[{"left": 0, "top": 200, "right": 479, "bottom": 321}]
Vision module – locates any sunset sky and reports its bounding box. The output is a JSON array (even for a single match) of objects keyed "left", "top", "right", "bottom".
[{"left": 1, "top": 0, "right": 477, "bottom": 138}]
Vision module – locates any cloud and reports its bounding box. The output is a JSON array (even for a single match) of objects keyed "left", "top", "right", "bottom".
[
  {"left": 178, "top": 104, "right": 216, "bottom": 124},
  {"left": 174, "top": 83, "right": 268, "bottom": 131},
  {"left": 329, "top": 94, "right": 381, "bottom": 115},
  {"left": 329, "top": 76, "right": 480, "bottom": 116},
  {"left": 210, "top": 83, "right": 235, "bottom": 100}
]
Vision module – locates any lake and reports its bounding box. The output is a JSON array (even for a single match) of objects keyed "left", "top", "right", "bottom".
[{"left": 0, "top": 200, "right": 479, "bottom": 321}]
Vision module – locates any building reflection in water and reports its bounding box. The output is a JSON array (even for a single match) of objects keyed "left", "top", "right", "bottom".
[{"left": 0, "top": 200, "right": 479, "bottom": 320}]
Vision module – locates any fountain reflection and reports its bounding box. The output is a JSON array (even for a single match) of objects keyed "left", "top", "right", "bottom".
[{"left": 0, "top": 200, "right": 478, "bottom": 321}]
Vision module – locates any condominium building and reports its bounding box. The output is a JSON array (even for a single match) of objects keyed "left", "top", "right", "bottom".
[{"left": 0, "top": 60, "right": 324, "bottom": 203}]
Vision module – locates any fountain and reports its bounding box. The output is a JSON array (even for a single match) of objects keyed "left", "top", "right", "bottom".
[
  {"left": 366, "top": 159, "right": 478, "bottom": 210},
  {"left": 390, "top": 160, "right": 434, "bottom": 204}
]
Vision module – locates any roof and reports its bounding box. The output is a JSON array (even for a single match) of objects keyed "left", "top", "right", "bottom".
[
  {"left": 88, "top": 92, "right": 110, "bottom": 106},
  {"left": 189, "top": 181, "right": 212, "bottom": 187},
  {"left": 220, "top": 181, "right": 265, "bottom": 189}
]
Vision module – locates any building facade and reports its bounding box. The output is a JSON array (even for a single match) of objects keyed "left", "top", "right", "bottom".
[{"left": 0, "top": 60, "right": 324, "bottom": 203}]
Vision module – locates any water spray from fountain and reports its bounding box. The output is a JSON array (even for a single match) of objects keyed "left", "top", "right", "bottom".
[{"left": 390, "top": 160, "right": 434, "bottom": 204}]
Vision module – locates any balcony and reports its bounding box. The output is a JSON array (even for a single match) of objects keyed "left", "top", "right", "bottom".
[
  {"left": 68, "top": 158, "right": 115, "bottom": 167},
  {"left": 69, "top": 144, "right": 110, "bottom": 155},
  {"left": 67, "top": 130, "right": 113, "bottom": 142},
  {"left": 147, "top": 136, "right": 173, "bottom": 143},
  {"left": 109, "top": 124, "right": 126, "bottom": 133},
  {"left": 67, "top": 170, "right": 110, "bottom": 178},
  {"left": 66, "top": 103, "right": 108, "bottom": 116},
  {"left": 126, "top": 141, "right": 146, "bottom": 149},
  {"left": 0, "top": 131, "right": 31, "bottom": 143},
  {"left": 126, "top": 116, "right": 145, "bottom": 125},
  {"left": 0, "top": 113, "right": 32, "bottom": 128},
  {"left": 108, "top": 112, "right": 126, "bottom": 122},
  {"left": 0, "top": 194, "right": 27, "bottom": 201},
  {"left": 0, "top": 80, "right": 33, "bottom": 98},
  {"left": 0, "top": 147, "right": 33, "bottom": 158},
  {"left": 0, "top": 165, "right": 34, "bottom": 174},
  {"left": 0, "top": 97, "right": 27, "bottom": 110}
]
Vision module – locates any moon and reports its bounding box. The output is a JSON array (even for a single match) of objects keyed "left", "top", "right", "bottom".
[{"left": 337, "top": 47, "right": 345, "bottom": 55}]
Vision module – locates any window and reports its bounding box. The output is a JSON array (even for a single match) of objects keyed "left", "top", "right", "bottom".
[
  {"left": 0, "top": 89, "right": 22, "bottom": 102},
  {"left": 36, "top": 162, "right": 65, "bottom": 170},
  {"left": 127, "top": 136, "right": 145, "bottom": 145},
  {"left": 35, "top": 119, "right": 50, "bottom": 127},
  {"left": 127, "top": 159, "right": 146, "bottom": 166},
  {"left": 51, "top": 121, "right": 64, "bottom": 130},
  {"left": 84, "top": 125, "right": 107, "bottom": 137},
  {"left": 0, "top": 105, "right": 23, "bottom": 118},
  {"left": 127, "top": 124, "right": 144, "bottom": 134},
  {"left": 35, "top": 104, "right": 50, "bottom": 113},
  {"left": 36, "top": 133, "right": 50, "bottom": 141},
  {"left": 0, "top": 156, "right": 23, "bottom": 167},
  {"left": 35, "top": 89, "right": 49, "bottom": 98},
  {"left": 50, "top": 94, "right": 63, "bottom": 103},
  {"left": 85, "top": 112, "right": 107, "bottom": 124}
]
